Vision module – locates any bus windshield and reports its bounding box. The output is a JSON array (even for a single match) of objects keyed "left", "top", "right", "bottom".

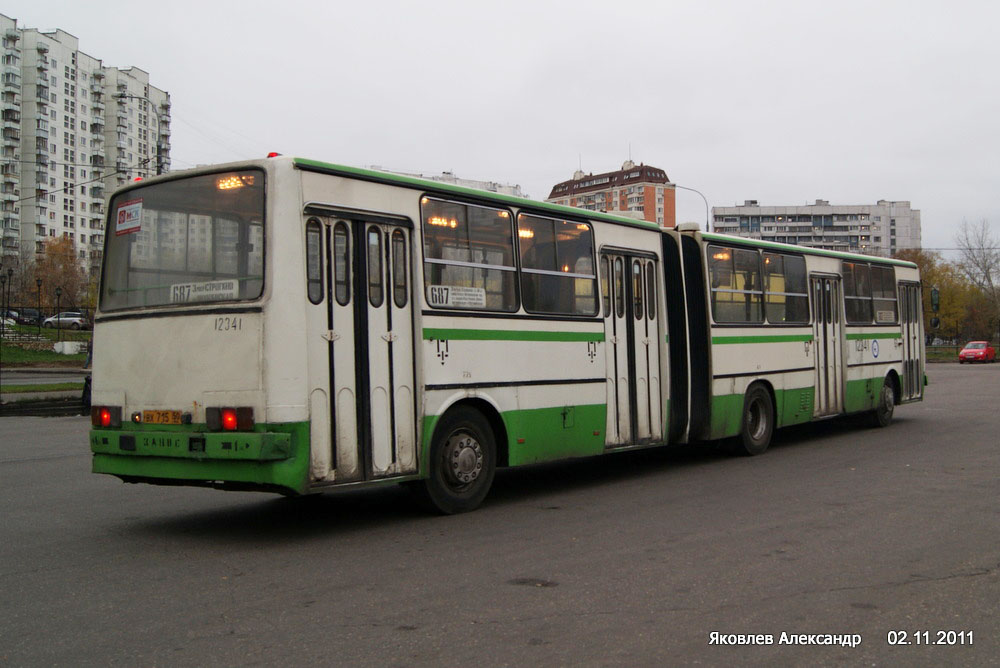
[{"left": 100, "top": 169, "right": 265, "bottom": 311}]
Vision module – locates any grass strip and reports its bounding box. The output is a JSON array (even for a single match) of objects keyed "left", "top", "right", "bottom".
[{"left": 1, "top": 382, "right": 84, "bottom": 393}]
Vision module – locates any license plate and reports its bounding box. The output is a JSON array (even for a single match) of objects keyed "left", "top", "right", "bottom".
[{"left": 143, "top": 410, "right": 182, "bottom": 425}]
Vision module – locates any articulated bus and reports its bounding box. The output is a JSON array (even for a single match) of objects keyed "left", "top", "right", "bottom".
[{"left": 89, "top": 157, "right": 924, "bottom": 513}]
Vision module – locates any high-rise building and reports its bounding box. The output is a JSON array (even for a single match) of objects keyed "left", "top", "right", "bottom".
[
  {"left": 546, "top": 160, "right": 676, "bottom": 227},
  {"left": 711, "top": 199, "right": 921, "bottom": 258},
  {"left": 0, "top": 14, "right": 171, "bottom": 274}
]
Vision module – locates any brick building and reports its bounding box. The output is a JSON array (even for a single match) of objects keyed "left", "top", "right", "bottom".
[{"left": 546, "top": 160, "right": 676, "bottom": 227}]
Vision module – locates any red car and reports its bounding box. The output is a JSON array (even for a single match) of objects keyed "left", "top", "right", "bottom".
[{"left": 958, "top": 341, "right": 996, "bottom": 363}]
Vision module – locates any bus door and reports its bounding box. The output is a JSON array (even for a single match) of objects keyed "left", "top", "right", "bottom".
[
  {"left": 601, "top": 251, "right": 662, "bottom": 446},
  {"left": 306, "top": 215, "right": 417, "bottom": 484},
  {"left": 810, "top": 275, "right": 844, "bottom": 416},
  {"left": 898, "top": 282, "right": 923, "bottom": 401}
]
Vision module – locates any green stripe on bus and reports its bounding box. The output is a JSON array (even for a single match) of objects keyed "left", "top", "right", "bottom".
[
  {"left": 711, "top": 334, "right": 813, "bottom": 344},
  {"left": 423, "top": 328, "right": 604, "bottom": 342},
  {"left": 845, "top": 332, "right": 902, "bottom": 340}
]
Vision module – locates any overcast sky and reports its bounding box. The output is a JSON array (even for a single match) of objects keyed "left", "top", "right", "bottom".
[{"left": 6, "top": 0, "right": 999, "bottom": 255}]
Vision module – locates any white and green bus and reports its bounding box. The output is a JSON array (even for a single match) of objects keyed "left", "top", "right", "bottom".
[{"left": 89, "top": 157, "right": 924, "bottom": 513}]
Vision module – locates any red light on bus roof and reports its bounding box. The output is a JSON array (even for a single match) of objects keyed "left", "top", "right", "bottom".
[
  {"left": 133, "top": 177, "right": 143, "bottom": 182},
  {"left": 100, "top": 408, "right": 111, "bottom": 428},
  {"left": 267, "top": 152, "right": 281, "bottom": 158},
  {"left": 221, "top": 408, "right": 238, "bottom": 431}
]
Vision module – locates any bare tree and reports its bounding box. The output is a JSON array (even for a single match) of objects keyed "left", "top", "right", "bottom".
[{"left": 954, "top": 219, "right": 1000, "bottom": 340}]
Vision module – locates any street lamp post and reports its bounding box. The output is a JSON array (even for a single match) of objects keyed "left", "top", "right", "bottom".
[
  {"left": 55, "top": 286, "right": 62, "bottom": 343},
  {"left": 113, "top": 92, "right": 163, "bottom": 176},
  {"left": 674, "top": 184, "right": 711, "bottom": 232},
  {"left": 36, "top": 278, "right": 42, "bottom": 336}
]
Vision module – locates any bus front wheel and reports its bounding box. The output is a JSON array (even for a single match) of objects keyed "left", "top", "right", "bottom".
[
  {"left": 737, "top": 384, "right": 774, "bottom": 456},
  {"left": 421, "top": 406, "right": 497, "bottom": 514}
]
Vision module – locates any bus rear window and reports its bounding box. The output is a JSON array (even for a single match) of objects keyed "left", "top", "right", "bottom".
[{"left": 100, "top": 170, "right": 265, "bottom": 311}]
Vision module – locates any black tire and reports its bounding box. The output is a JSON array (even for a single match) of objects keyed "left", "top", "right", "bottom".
[
  {"left": 737, "top": 384, "right": 774, "bottom": 456},
  {"left": 70, "top": 322, "right": 80, "bottom": 330},
  {"left": 870, "top": 380, "right": 895, "bottom": 428},
  {"left": 43, "top": 321, "right": 52, "bottom": 329},
  {"left": 419, "top": 407, "right": 497, "bottom": 514}
]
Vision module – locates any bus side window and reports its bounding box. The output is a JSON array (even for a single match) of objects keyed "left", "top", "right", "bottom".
[
  {"left": 306, "top": 218, "right": 323, "bottom": 305},
  {"left": 871, "top": 265, "right": 898, "bottom": 323},
  {"left": 709, "top": 245, "right": 763, "bottom": 323},
  {"left": 368, "top": 228, "right": 384, "bottom": 308},
  {"left": 517, "top": 215, "right": 597, "bottom": 316},
  {"left": 334, "top": 222, "right": 350, "bottom": 306},
  {"left": 843, "top": 261, "right": 873, "bottom": 323},
  {"left": 421, "top": 197, "right": 517, "bottom": 312},
  {"left": 763, "top": 253, "right": 808, "bottom": 323}
]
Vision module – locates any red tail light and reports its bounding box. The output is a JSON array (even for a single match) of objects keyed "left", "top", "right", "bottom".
[
  {"left": 91, "top": 406, "right": 122, "bottom": 428},
  {"left": 221, "top": 408, "right": 238, "bottom": 431},
  {"left": 207, "top": 407, "right": 254, "bottom": 431}
]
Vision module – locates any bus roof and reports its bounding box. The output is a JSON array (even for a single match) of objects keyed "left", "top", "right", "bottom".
[
  {"left": 118, "top": 157, "right": 915, "bottom": 271},
  {"left": 700, "top": 231, "right": 918, "bottom": 268},
  {"left": 293, "top": 157, "right": 662, "bottom": 231}
]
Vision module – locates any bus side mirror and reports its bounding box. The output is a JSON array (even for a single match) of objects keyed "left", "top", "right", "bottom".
[
  {"left": 929, "top": 316, "right": 940, "bottom": 329},
  {"left": 930, "top": 287, "right": 939, "bottom": 313}
]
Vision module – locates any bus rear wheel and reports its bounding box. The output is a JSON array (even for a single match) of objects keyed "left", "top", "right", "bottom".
[
  {"left": 421, "top": 406, "right": 497, "bottom": 514},
  {"left": 737, "top": 384, "right": 774, "bottom": 456},
  {"left": 870, "top": 381, "right": 895, "bottom": 428}
]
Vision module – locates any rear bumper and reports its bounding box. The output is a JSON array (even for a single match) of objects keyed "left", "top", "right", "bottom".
[{"left": 90, "top": 421, "right": 310, "bottom": 495}]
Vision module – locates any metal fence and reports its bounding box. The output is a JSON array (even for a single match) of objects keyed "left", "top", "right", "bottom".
[{"left": 1, "top": 304, "right": 93, "bottom": 328}]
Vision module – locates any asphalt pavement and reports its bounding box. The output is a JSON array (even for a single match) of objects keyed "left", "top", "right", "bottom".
[{"left": 1, "top": 363, "right": 997, "bottom": 666}]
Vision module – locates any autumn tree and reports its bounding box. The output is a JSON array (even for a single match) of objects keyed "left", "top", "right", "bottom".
[
  {"left": 954, "top": 220, "right": 1000, "bottom": 341},
  {"left": 30, "top": 237, "right": 89, "bottom": 310},
  {"left": 894, "top": 249, "right": 971, "bottom": 340}
]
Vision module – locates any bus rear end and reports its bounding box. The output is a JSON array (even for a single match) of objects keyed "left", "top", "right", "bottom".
[{"left": 89, "top": 163, "right": 310, "bottom": 495}]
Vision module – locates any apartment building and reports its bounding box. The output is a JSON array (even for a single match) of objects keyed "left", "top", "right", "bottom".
[
  {"left": 0, "top": 14, "right": 171, "bottom": 274},
  {"left": 711, "top": 199, "right": 921, "bottom": 258},
  {"left": 546, "top": 160, "right": 676, "bottom": 227}
]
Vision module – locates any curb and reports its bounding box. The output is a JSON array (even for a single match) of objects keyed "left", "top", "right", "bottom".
[
  {"left": 1, "top": 390, "right": 82, "bottom": 402},
  {"left": 0, "top": 367, "right": 88, "bottom": 375}
]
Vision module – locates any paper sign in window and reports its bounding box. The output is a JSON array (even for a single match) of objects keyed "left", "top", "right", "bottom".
[
  {"left": 427, "top": 285, "right": 486, "bottom": 308},
  {"left": 115, "top": 199, "right": 143, "bottom": 235}
]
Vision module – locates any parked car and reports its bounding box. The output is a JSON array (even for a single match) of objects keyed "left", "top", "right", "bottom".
[
  {"left": 42, "top": 311, "right": 89, "bottom": 330},
  {"left": 0, "top": 307, "right": 17, "bottom": 320},
  {"left": 958, "top": 341, "right": 996, "bottom": 363},
  {"left": 1, "top": 316, "right": 15, "bottom": 329},
  {"left": 15, "top": 307, "right": 41, "bottom": 325}
]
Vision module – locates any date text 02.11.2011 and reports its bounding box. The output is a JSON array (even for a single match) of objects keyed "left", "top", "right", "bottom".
[{"left": 887, "top": 630, "right": 973, "bottom": 645}]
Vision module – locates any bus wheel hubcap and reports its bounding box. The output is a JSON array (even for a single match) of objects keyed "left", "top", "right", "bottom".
[{"left": 445, "top": 434, "right": 483, "bottom": 486}]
